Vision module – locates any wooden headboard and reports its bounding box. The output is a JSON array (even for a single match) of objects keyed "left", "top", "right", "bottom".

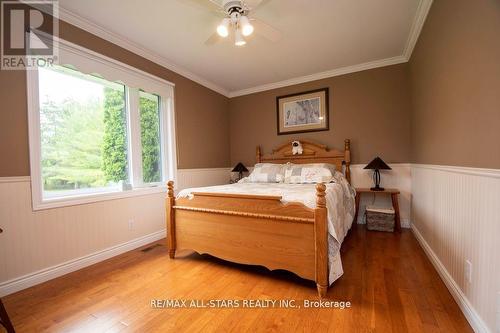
[{"left": 256, "top": 139, "right": 351, "bottom": 183}]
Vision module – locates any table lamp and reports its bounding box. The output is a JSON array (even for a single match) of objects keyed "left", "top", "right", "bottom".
[
  {"left": 232, "top": 162, "right": 248, "bottom": 181},
  {"left": 364, "top": 157, "right": 391, "bottom": 191}
]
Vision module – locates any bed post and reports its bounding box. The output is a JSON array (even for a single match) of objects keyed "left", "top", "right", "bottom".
[
  {"left": 344, "top": 139, "right": 351, "bottom": 184},
  {"left": 256, "top": 146, "right": 261, "bottom": 163},
  {"left": 315, "top": 183, "right": 328, "bottom": 298},
  {"left": 166, "top": 181, "right": 176, "bottom": 259}
]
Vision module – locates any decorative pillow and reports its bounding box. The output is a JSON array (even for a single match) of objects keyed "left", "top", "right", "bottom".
[
  {"left": 248, "top": 163, "right": 286, "bottom": 183},
  {"left": 284, "top": 163, "right": 336, "bottom": 184}
]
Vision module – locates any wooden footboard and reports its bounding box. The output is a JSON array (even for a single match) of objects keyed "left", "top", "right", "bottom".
[{"left": 166, "top": 181, "right": 329, "bottom": 298}]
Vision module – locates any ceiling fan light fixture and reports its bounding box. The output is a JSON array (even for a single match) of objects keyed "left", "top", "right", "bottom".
[
  {"left": 217, "top": 18, "right": 230, "bottom": 37},
  {"left": 239, "top": 15, "right": 254, "bottom": 36},
  {"left": 234, "top": 29, "right": 246, "bottom": 46}
]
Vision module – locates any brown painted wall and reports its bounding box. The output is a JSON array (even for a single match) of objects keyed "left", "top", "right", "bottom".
[
  {"left": 5, "top": 0, "right": 497, "bottom": 175},
  {"left": 229, "top": 64, "right": 412, "bottom": 166},
  {"left": 0, "top": 21, "right": 230, "bottom": 176},
  {"left": 409, "top": 0, "right": 500, "bottom": 168},
  {"left": 0, "top": 70, "right": 30, "bottom": 176}
]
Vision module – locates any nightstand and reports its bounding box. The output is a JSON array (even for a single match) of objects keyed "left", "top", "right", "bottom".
[{"left": 354, "top": 188, "right": 401, "bottom": 232}]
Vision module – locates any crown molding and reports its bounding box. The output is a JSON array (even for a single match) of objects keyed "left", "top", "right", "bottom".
[
  {"left": 228, "top": 0, "right": 433, "bottom": 97},
  {"left": 57, "top": 0, "right": 432, "bottom": 99},
  {"left": 228, "top": 55, "right": 407, "bottom": 97},
  {"left": 58, "top": 7, "right": 231, "bottom": 97},
  {"left": 402, "top": 0, "right": 433, "bottom": 59}
]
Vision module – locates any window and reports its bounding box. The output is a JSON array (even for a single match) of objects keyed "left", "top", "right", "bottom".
[
  {"left": 39, "top": 66, "right": 128, "bottom": 199},
  {"left": 139, "top": 91, "right": 162, "bottom": 184},
  {"left": 28, "top": 39, "right": 176, "bottom": 210}
]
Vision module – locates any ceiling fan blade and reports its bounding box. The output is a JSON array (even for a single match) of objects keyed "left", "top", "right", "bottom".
[
  {"left": 252, "top": 19, "right": 282, "bottom": 42},
  {"left": 205, "top": 32, "right": 223, "bottom": 45},
  {"left": 244, "top": 0, "right": 272, "bottom": 11},
  {"left": 206, "top": 0, "right": 224, "bottom": 9},
  {"left": 183, "top": 0, "right": 225, "bottom": 15}
]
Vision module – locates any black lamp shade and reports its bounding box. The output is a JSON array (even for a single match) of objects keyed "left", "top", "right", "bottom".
[
  {"left": 364, "top": 157, "right": 391, "bottom": 191},
  {"left": 363, "top": 157, "right": 391, "bottom": 170},
  {"left": 232, "top": 162, "right": 248, "bottom": 181},
  {"left": 232, "top": 162, "right": 248, "bottom": 173}
]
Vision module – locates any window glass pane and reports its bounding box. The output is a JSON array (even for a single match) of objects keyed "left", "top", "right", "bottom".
[
  {"left": 139, "top": 91, "right": 162, "bottom": 183},
  {"left": 39, "top": 65, "right": 128, "bottom": 199}
]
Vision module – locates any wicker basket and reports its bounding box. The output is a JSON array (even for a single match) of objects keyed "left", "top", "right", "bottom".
[{"left": 365, "top": 206, "right": 395, "bottom": 232}]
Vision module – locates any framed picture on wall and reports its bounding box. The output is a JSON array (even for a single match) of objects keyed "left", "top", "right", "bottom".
[{"left": 276, "top": 88, "right": 329, "bottom": 135}]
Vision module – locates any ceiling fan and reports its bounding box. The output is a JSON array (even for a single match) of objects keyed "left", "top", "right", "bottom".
[{"left": 202, "top": 0, "right": 282, "bottom": 46}]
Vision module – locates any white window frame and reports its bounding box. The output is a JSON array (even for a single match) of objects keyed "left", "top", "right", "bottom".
[{"left": 27, "top": 38, "right": 177, "bottom": 210}]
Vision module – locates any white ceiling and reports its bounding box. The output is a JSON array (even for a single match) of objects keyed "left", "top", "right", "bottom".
[{"left": 58, "top": 0, "right": 431, "bottom": 97}]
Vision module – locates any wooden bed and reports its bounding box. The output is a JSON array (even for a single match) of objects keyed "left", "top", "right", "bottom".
[{"left": 166, "top": 139, "right": 351, "bottom": 298}]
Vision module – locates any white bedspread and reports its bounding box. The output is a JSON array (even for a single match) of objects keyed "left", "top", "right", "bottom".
[{"left": 177, "top": 177, "right": 356, "bottom": 285}]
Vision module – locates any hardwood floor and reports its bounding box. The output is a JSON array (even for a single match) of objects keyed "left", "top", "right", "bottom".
[{"left": 3, "top": 226, "right": 472, "bottom": 332}]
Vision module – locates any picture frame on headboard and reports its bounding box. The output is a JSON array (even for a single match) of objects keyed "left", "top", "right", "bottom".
[{"left": 276, "top": 88, "right": 329, "bottom": 135}]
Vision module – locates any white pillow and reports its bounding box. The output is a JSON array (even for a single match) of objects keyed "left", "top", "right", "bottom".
[
  {"left": 248, "top": 163, "right": 286, "bottom": 183},
  {"left": 284, "top": 163, "right": 336, "bottom": 184}
]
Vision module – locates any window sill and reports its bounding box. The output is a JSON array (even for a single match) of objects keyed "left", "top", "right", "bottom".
[{"left": 33, "top": 185, "right": 167, "bottom": 211}]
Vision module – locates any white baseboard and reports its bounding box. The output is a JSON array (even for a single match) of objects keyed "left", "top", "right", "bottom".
[
  {"left": 411, "top": 224, "right": 490, "bottom": 333},
  {"left": 0, "top": 229, "right": 166, "bottom": 297}
]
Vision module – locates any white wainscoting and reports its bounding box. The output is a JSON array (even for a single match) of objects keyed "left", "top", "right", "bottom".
[
  {"left": 0, "top": 178, "right": 166, "bottom": 297},
  {"left": 0, "top": 168, "right": 231, "bottom": 297},
  {"left": 350, "top": 163, "right": 412, "bottom": 227},
  {"left": 176, "top": 167, "right": 231, "bottom": 191},
  {"left": 411, "top": 164, "right": 500, "bottom": 333}
]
